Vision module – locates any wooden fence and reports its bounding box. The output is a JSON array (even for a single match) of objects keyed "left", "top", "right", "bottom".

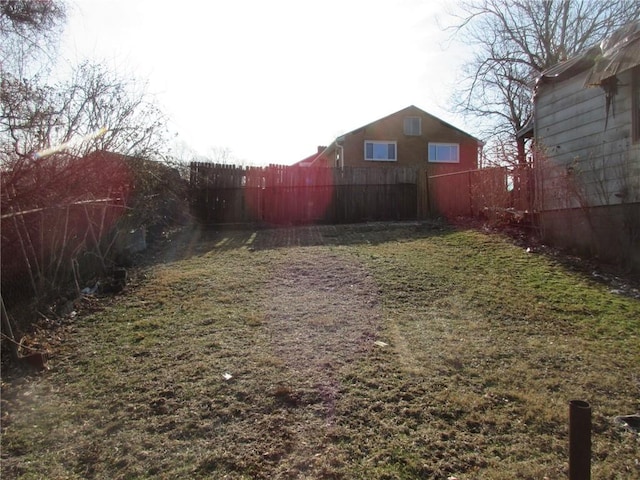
[
  {"left": 190, "top": 163, "right": 535, "bottom": 226},
  {"left": 427, "top": 166, "right": 534, "bottom": 219},
  {"left": 190, "top": 163, "right": 424, "bottom": 225}
]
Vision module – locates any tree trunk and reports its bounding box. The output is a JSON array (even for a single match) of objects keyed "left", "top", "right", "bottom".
[{"left": 517, "top": 137, "right": 527, "bottom": 165}]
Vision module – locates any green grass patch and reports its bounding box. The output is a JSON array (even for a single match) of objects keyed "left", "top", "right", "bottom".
[{"left": 2, "top": 224, "right": 638, "bottom": 479}]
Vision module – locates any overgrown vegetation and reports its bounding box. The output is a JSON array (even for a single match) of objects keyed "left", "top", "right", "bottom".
[
  {"left": 1, "top": 151, "right": 188, "bottom": 338},
  {"left": 2, "top": 224, "right": 638, "bottom": 479},
  {"left": 0, "top": 1, "right": 186, "bottom": 337}
]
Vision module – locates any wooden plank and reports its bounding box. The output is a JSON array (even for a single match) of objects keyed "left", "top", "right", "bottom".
[
  {"left": 538, "top": 69, "right": 633, "bottom": 119},
  {"left": 189, "top": 163, "right": 422, "bottom": 225},
  {"left": 536, "top": 87, "right": 600, "bottom": 120},
  {"left": 428, "top": 171, "right": 471, "bottom": 217},
  {"left": 537, "top": 122, "right": 629, "bottom": 155},
  {"left": 416, "top": 168, "right": 429, "bottom": 219}
]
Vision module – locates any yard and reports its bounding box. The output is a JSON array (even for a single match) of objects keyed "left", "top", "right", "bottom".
[{"left": 1, "top": 222, "right": 639, "bottom": 479}]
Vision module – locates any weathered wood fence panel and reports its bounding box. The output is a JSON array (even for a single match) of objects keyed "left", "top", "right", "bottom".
[
  {"left": 190, "top": 163, "right": 257, "bottom": 224},
  {"left": 190, "top": 163, "right": 420, "bottom": 225},
  {"left": 428, "top": 170, "right": 475, "bottom": 218},
  {"left": 428, "top": 166, "right": 534, "bottom": 219},
  {"left": 191, "top": 163, "right": 536, "bottom": 225},
  {"left": 510, "top": 165, "right": 535, "bottom": 212}
]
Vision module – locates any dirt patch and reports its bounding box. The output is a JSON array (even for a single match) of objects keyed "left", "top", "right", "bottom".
[
  {"left": 2, "top": 223, "right": 639, "bottom": 479},
  {"left": 264, "top": 251, "right": 381, "bottom": 418}
]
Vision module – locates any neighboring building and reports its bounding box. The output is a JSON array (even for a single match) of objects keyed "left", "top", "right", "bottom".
[
  {"left": 524, "top": 21, "right": 640, "bottom": 270},
  {"left": 298, "top": 105, "right": 482, "bottom": 174},
  {"left": 292, "top": 146, "right": 331, "bottom": 167}
]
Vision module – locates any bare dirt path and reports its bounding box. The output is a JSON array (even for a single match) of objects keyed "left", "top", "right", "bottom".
[
  {"left": 2, "top": 223, "right": 639, "bottom": 479},
  {"left": 264, "top": 251, "right": 381, "bottom": 414}
]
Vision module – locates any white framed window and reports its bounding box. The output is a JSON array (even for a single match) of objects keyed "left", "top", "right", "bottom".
[
  {"left": 404, "top": 116, "right": 421, "bottom": 136},
  {"left": 365, "top": 141, "right": 397, "bottom": 161},
  {"left": 428, "top": 143, "right": 459, "bottom": 163}
]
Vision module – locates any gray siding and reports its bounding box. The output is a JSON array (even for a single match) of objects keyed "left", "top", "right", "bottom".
[
  {"left": 535, "top": 69, "right": 639, "bottom": 211},
  {"left": 539, "top": 204, "right": 640, "bottom": 269}
]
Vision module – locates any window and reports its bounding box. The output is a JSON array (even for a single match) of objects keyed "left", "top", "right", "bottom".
[
  {"left": 404, "top": 116, "right": 421, "bottom": 136},
  {"left": 365, "top": 141, "right": 397, "bottom": 161},
  {"left": 633, "top": 66, "right": 640, "bottom": 143},
  {"left": 428, "top": 143, "right": 459, "bottom": 163}
]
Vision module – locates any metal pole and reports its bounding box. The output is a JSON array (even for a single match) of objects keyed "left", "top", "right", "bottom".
[{"left": 569, "top": 400, "right": 591, "bottom": 480}]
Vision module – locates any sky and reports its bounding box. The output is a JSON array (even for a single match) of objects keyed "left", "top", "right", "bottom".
[{"left": 59, "top": 0, "right": 476, "bottom": 165}]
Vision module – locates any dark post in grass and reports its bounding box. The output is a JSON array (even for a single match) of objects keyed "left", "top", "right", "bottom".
[{"left": 569, "top": 399, "right": 591, "bottom": 480}]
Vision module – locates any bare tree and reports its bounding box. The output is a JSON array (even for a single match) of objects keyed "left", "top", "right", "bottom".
[
  {"left": 448, "top": 0, "right": 640, "bottom": 166},
  {"left": 205, "top": 146, "right": 239, "bottom": 165},
  {"left": 0, "top": 0, "right": 65, "bottom": 40},
  {"left": 0, "top": 61, "right": 175, "bottom": 309},
  {"left": 1, "top": 61, "right": 169, "bottom": 165},
  {"left": 0, "top": 1, "right": 187, "bottom": 329},
  {"left": 57, "top": 61, "right": 169, "bottom": 159},
  {"left": 0, "top": 0, "right": 66, "bottom": 77},
  {"left": 1, "top": 0, "right": 168, "bottom": 164}
]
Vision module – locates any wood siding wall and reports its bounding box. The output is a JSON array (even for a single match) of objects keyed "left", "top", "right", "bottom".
[
  {"left": 534, "top": 68, "right": 640, "bottom": 211},
  {"left": 534, "top": 67, "right": 640, "bottom": 271}
]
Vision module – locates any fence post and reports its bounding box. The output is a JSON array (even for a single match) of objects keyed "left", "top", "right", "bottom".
[
  {"left": 569, "top": 399, "right": 591, "bottom": 480},
  {"left": 416, "top": 168, "right": 428, "bottom": 219}
]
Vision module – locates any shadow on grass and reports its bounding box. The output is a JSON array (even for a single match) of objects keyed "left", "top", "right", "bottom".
[
  {"left": 140, "top": 219, "right": 452, "bottom": 267},
  {"left": 135, "top": 217, "right": 640, "bottom": 299}
]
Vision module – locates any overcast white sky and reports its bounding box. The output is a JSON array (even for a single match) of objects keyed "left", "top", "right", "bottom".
[{"left": 60, "top": 0, "right": 477, "bottom": 165}]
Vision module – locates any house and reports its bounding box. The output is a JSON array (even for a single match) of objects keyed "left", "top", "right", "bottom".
[
  {"left": 300, "top": 105, "right": 482, "bottom": 174},
  {"left": 523, "top": 21, "right": 640, "bottom": 270},
  {"left": 291, "top": 146, "right": 331, "bottom": 167}
]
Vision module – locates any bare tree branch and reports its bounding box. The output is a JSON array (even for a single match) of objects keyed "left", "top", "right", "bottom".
[
  {"left": 0, "top": 0, "right": 66, "bottom": 77},
  {"left": 448, "top": 0, "right": 640, "bottom": 165}
]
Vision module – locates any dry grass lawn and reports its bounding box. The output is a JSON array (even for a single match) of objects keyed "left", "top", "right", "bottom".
[{"left": 2, "top": 222, "right": 639, "bottom": 479}]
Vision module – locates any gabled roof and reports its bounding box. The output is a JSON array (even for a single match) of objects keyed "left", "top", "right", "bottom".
[
  {"left": 292, "top": 152, "right": 320, "bottom": 167},
  {"left": 336, "top": 105, "right": 481, "bottom": 144},
  {"left": 308, "top": 105, "right": 481, "bottom": 166},
  {"left": 536, "top": 45, "right": 600, "bottom": 85}
]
